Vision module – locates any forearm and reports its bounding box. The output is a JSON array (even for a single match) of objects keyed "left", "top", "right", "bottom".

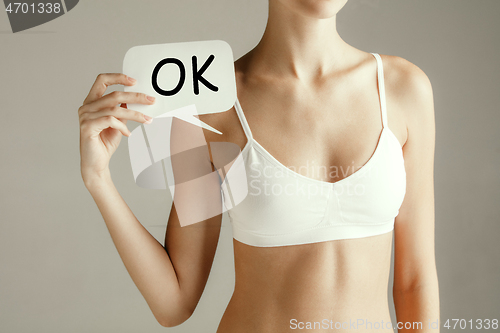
[
  {"left": 393, "top": 280, "right": 440, "bottom": 332},
  {"left": 85, "top": 171, "right": 189, "bottom": 326}
]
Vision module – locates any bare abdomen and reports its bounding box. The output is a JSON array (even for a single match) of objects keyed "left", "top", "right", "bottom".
[{"left": 217, "top": 231, "right": 395, "bottom": 333}]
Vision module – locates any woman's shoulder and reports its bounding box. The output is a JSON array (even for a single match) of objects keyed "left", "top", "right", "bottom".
[
  {"left": 379, "top": 53, "right": 434, "bottom": 130},
  {"left": 379, "top": 53, "right": 433, "bottom": 107},
  {"left": 380, "top": 54, "right": 431, "bottom": 93}
]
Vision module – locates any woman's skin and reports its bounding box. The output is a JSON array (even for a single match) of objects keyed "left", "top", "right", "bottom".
[{"left": 79, "top": 0, "right": 439, "bottom": 332}]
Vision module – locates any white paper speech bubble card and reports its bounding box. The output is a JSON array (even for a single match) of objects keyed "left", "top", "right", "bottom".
[{"left": 123, "top": 40, "right": 236, "bottom": 118}]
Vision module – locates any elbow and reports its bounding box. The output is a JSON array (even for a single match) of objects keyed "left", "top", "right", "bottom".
[
  {"left": 393, "top": 264, "right": 439, "bottom": 295},
  {"left": 156, "top": 305, "right": 196, "bottom": 328},
  {"left": 151, "top": 287, "right": 202, "bottom": 327},
  {"left": 393, "top": 278, "right": 423, "bottom": 295},
  {"left": 393, "top": 274, "right": 439, "bottom": 298},
  {"left": 393, "top": 283, "right": 422, "bottom": 300}
]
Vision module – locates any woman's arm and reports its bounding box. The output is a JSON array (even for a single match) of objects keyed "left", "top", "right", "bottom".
[
  {"left": 389, "top": 58, "right": 440, "bottom": 332},
  {"left": 80, "top": 74, "right": 222, "bottom": 327},
  {"left": 85, "top": 178, "right": 222, "bottom": 327}
]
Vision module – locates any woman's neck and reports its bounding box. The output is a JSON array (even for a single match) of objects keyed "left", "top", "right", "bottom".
[{"left": 249, "top": 1, "right": 352, "bottom": 81}]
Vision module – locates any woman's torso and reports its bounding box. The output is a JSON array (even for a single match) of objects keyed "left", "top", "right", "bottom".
[{"left": 199, "top": 49, "right": 407, "bottom": 332}]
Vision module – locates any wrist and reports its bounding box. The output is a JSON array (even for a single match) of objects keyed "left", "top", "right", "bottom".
[{"left": 82, "top": 168, "right": 113, "bottom": 191}]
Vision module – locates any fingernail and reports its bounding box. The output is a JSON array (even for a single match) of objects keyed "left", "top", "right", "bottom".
[
  {"left": 128, "top": 131, "right": 133, "bottom": 137},
  {"left": 147, "top": 95, "right": 155, "bottom": 102},
  {"left": 144, "top": 115, "right": 153, "bottom": 124},
  {"left": 127, "top": 76, "right": 137, "bottom": 83}
]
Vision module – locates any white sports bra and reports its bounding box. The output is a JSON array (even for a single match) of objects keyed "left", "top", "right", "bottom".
[{"left": 224, "top": 53, "right": 406, "bottom": 247}]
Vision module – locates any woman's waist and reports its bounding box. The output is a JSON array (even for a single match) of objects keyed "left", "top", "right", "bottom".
[
  {"left": 219, "top": 289, "right": 393, "bottom": 333},
  {"left": 231, "top": 277, "right": 390, "bottom": 312}
]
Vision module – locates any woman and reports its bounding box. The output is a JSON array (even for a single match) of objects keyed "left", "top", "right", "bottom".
[{"left": 79, "top": 0, "right": 439, "bottom": 331}]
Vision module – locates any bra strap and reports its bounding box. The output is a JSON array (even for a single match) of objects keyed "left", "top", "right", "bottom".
[
  {"left": 234, "top": 97, "right": 254, "bottom": 140},
  {"left": 371, "top": 53, "right": 388, "bottom": 128}
]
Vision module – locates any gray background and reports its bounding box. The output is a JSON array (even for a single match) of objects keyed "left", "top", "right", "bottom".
[{"left": 1, "top": 0, "right": 499, "bottom": 332}]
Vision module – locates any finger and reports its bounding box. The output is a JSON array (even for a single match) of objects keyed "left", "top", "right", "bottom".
[
  {"left": 82, "top": 115, "right": 132, "bottom": 138},
  {"left": 119, "top": 103, "right": 128, "bottom": 124},
  {"left": 83, "top": 73, "right": 137, "bottom": 105},
  {"left": 85, "top": 91, "right": 155, "bottom": 111},
  {"left": 82, "top": 106, "right": 152, "bottom": 125}
]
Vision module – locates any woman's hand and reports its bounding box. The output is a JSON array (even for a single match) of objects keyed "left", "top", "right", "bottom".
[{"left": 79, "top": 73, "right": 155, "bottom": 187}]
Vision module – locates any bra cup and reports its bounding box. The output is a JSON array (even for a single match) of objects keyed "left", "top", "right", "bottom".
[
  {"left": 335, "top": 133, "right": 406, "bottom": 225},
  {"left": 228, "top": 147, "right": 330, "bottom": 235}
]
